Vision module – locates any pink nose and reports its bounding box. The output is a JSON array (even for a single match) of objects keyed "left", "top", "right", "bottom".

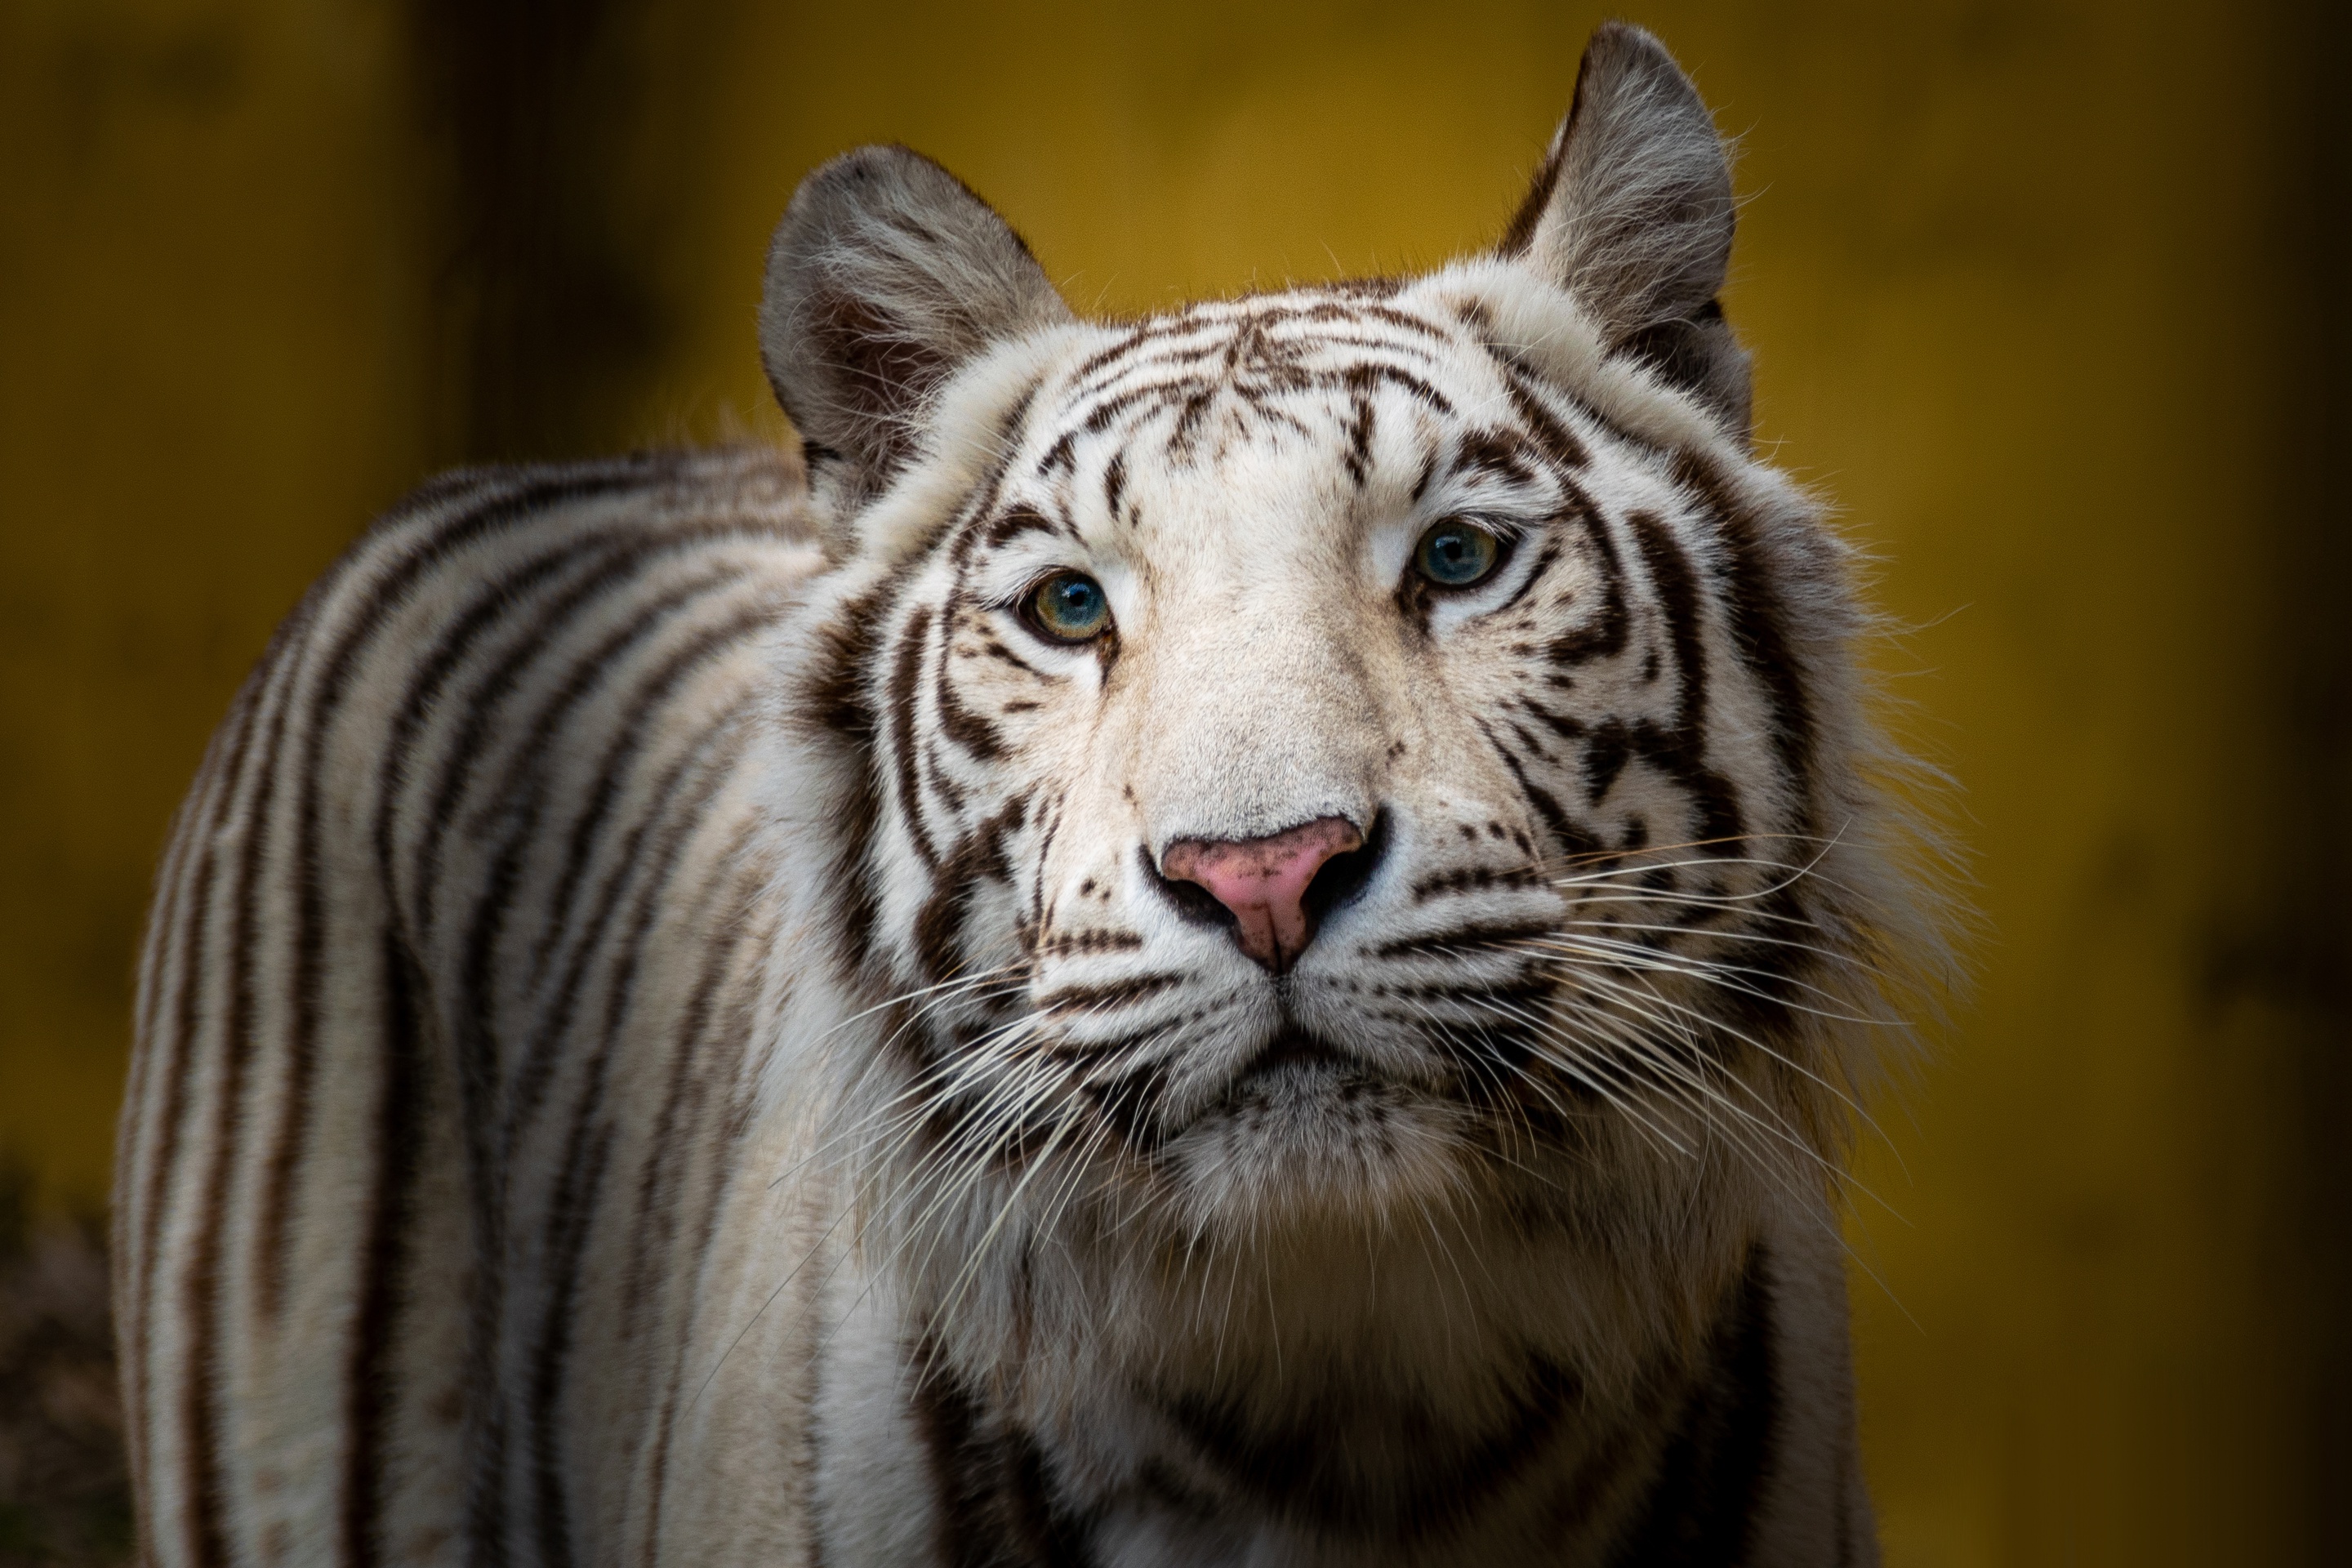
[{"left": 1160, "top": 816, "right": 1364, "bottom": 973}]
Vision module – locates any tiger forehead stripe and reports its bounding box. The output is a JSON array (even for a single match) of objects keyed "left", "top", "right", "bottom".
[{"left": 1065, "top": 294, "right": 1455, "bottom": 385}]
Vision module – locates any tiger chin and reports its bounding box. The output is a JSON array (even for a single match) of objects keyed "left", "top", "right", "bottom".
[{"left": 117, "top": 21, "right": 1933, "bottom": 1568}]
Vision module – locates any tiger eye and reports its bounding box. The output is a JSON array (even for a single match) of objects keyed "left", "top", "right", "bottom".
[
  {"left": 1413, "top": 519, "right": 1503, "bottom": 588},
  {"left": 1025, "top": 570, "right": 1113, "bottom": 643}
]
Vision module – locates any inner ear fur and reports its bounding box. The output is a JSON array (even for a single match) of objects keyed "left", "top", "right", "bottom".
[
  {"left": 759, "top": 145, "right": 1071, "bottom": 496},
  {"left": 1500, "top": 23, "right": 1753, "bottom": 440}
]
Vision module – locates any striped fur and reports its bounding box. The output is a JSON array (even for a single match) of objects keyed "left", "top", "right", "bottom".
[{"left": 119, "top": 24, "right": 1927, "bottom": 1566}]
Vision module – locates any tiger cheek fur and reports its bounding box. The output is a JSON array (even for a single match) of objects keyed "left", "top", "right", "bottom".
[{"left": 118, "top": 22, "right": 1919, "bottom": 1568}]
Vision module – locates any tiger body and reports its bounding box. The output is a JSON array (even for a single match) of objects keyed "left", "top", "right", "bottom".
[{"left": 119, "top": 27, "right": 1920, "bottom": 1566}]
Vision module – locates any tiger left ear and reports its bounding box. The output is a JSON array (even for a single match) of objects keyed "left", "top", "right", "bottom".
[
  {"left": 1499, "top": 23, "right": 1752, "bottom": 439},
  {"left": 760, "top": 145, "right": 1074, "bottom": 502}
]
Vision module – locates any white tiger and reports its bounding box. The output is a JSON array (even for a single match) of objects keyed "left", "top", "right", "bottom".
[{"left": 116, "top": 24, "right": 1927, "bottom": 1566}]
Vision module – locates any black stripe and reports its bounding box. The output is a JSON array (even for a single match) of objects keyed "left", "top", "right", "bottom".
[
  {"left": 407, "top": 520, "right": 757, "bottom": 958},
  {"left": 1503, "top": 367, "right": 1593, "bottom": 472},
  {"left": 1101, "top": 451, "right": 1127, "bottom": 523},
  {"left": 498, "top": 612, "right": 773, "bottom": 1160},
  {"left": 1545, "top": 487, "right": 1629, "bottom": 666},
  {"left": 933, "top": 597, "right": 1005, "bottom": 763},
  {"left": 1667, "top": 452, "right": 1818, "bottom": 831},
  {"left": 1372, "top": 920, "right": 1563, "bottom": 960},
  {"left": 520, "top": 698, "right": 761, "bottom": 1567},
  {"left": 324, "top": 531, "right": 743, "bottom": 1363},
  {"left": 448, "top": 568, "right": 768, "bottom": 1558},
  {"left": 1156, "top": 1354, "right": 1582, "bottom": 1541},
  {"left": 441, "top": 569, "right": 758, "bottom": 1557},
  {"left": 1624, "top": 509, "right": 1746, "bottom": 845},
  {"left": 180, "top": 632, "right": 307, "bottom": 1566},
  {"left": 264, "top": 464, "right": 665, "bottom": 1441},
  {"left": 908, "top": 1339, "right": 1098, "bottom": 1567},
  {"left": 145, "top": 621, "right": 304, "bottom": 1564},
  {"left": 523, "top": 573, "right": 774, "bottom": 989},
  {"left": 626, "top": 835, "right": 771, "bottom": 1567},
  {"left": 1033, "top": 973, "right": 1183, "bottom": 1013},
  {"left": 263, "top": 528, "right": 634, "bottom": 1325},
  {"left": 131, "top": 540, "right": 327, "bottom": 1532},
  {"left": 912, "top": 792, "right": 1027, "bottom": 982},
  {"left": 340, "top": 928, "right": 429, "bottom": 1568},
  {"left": 888, "top": 604, "right": 940, "bottom": 869},
  {"left": 618, "top": 814, "right": 764, "bottom": 1334},
  {"left": 1476, "top": 717, "right": 1602, "bottom": 860},
  {"left": 153, "top": 795, "right": 234, "bottom": 1568},
  {"left": 1606, "top": 1245, "right": 1781, "bottom": 1566},
  {"left": 795, "top": 588, "right": 892, "bottom": 984}
]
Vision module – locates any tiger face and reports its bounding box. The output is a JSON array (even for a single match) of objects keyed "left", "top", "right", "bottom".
[{"left": 762, "top": 43, "right": 1879, "bottom": 1252}]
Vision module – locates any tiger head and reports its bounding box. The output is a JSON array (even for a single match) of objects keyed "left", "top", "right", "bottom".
[{"left": 758, "top": 26, "right": 1909, "bottom": 1285}]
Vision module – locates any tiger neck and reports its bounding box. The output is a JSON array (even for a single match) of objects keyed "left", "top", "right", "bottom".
[{"left": 892, "top": 1187, "right": 1770, "bottom": 1561}]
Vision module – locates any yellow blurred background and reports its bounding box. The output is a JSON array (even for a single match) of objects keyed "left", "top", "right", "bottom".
[{"left": 3, "top": 0, "right": 2347, "bottom": 1562}]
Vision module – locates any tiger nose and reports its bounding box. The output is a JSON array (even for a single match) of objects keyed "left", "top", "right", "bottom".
[{"left": 1159, "top": 817, "right": 1365, "bottom": 973}]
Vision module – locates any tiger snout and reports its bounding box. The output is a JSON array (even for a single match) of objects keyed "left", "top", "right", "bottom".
[{"left": 1153, "top": 813, "right": 1380, "bottom": 973}]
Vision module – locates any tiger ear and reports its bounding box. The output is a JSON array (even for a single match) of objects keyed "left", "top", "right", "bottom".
[
  {"left": 760, "top": 145, "right": 1072, "bottom": 497},
  {"left": 1498, "top": 24, "right": 1751, "bottom": 439}
]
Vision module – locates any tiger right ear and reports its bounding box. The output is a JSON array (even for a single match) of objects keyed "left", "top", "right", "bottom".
[
  {"left": 760, "top": 145, "right": 1072, "bottom": 499},
  {"left": 1499, "top": 24, "right": 1752, "bottom": 439}
]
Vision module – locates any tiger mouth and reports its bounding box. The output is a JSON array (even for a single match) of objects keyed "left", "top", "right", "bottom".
[
  {"left": 1208, "top": 1029, "right": 1418, "bottom": 1121},
  {"left": 1232, "top": 1027, "right": 1356, "bottom": 1085}
]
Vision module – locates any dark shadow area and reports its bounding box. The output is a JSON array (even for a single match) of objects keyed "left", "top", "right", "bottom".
[
  {"left": 410, "top": 0, "right": 670, "bottom": 464},
  {"left": 0, "top": 1165, "right": 129, "bottom": 1568},
  {"left": 2265, "top": 2, "right": 2352, "bottom": 1555}
]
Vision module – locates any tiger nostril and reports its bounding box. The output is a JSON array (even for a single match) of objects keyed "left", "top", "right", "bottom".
[
  {"left": 1142, "top": 844, "right": 1234, "bottom": 931},
  {"left": 1153, "top": 814, "right": 1370, "bottom": 973},
  {"left": 1300, "top": 810, "right": 1388, "bottom": 929}
]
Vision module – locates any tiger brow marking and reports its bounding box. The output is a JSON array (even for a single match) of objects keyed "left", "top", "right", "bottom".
[
  {"left": 1344, "top": 394, "right": 1377, "bottom": 487},
  {"left": 977, "top": 506, "right": 1065, "bottom": 554},
  {"left": 888, "top": 604, "right": 941, "bottom": 869},
  {"left": 1454, "top": 426, "right": 1538, "bottom": 486},
  {"left": 1101, "top": 448, "right": 1128, "bottom": 523},
  {"left": 1500, "top": 363, "right": 1593, "bottom": 472}
]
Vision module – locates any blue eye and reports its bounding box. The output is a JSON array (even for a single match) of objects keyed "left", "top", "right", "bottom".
[
  {"left": 1414, "top": 519, "right": 1504, "bottom": 588},
  {"left": 1025, "top": 571, "right": 1112, "bottom": 642}
]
